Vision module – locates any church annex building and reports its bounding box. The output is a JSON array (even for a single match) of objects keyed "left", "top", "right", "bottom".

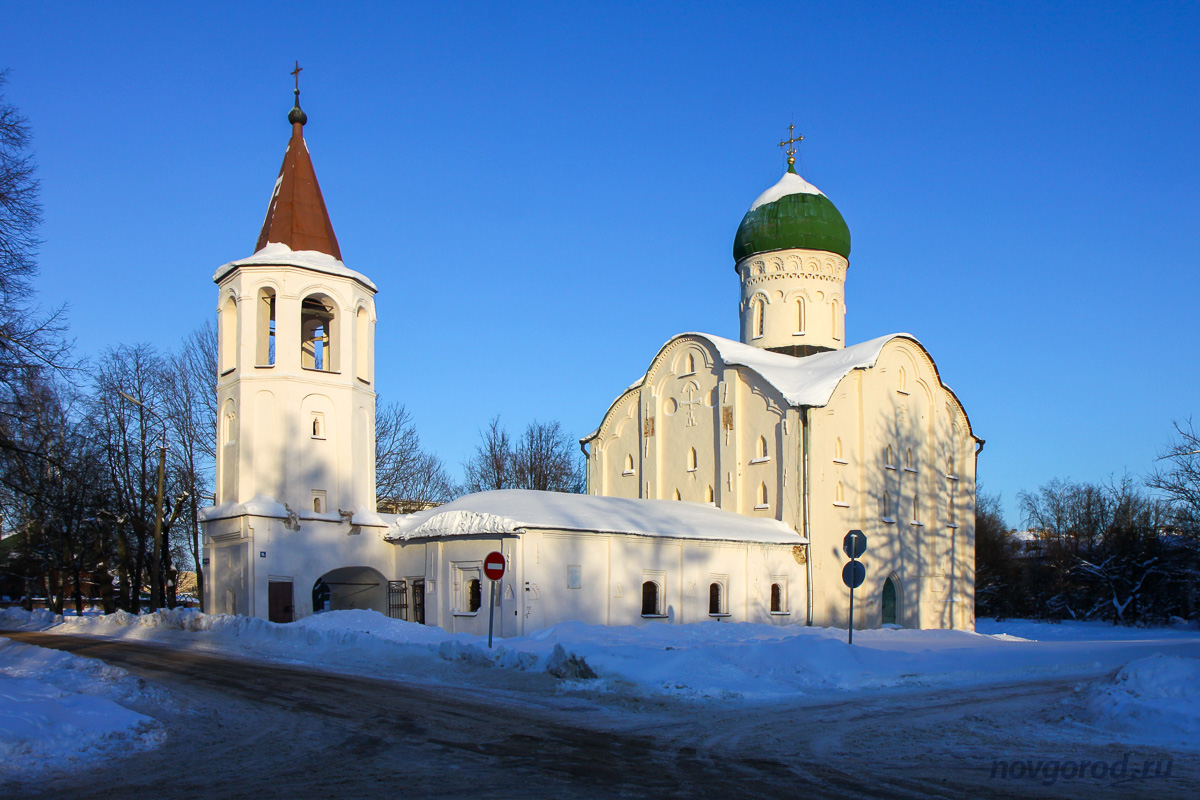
[{"left": 201, "top": 93, "right": 980, "bottom": 635}]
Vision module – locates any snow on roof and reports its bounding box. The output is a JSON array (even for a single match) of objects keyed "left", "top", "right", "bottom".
[
  {"left": 692, "top": 331, "right": 908, "bottom": 407},
  {"left": 582, "top": 332, "right": 909, "bottom": 443},
  {"left": 199, "top": 493, "right": 290, "bottom": 522},
  {"left": 386, "top": 489, "right": 805, "bottom": 545},
  {"left": 213, "top": 242, "right": 377, "bottom": 291},
  {"left": 748, "top": 171, "right": 824, "bottom": 211}
]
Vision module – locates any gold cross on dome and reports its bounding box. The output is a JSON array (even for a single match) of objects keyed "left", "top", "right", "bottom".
[
  {"left": 779, "top": 123, "right": 803, "bottom": 166},
  {"left": 291, "top": 61, "right": 303, "bottom": 92}
]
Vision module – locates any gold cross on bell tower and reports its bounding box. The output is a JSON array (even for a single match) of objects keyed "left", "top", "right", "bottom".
[{"left": 779, "top": 123, "right": 803, "bottom": 170}]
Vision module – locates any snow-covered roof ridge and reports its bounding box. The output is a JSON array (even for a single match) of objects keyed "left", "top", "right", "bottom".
[
  {"left": 213, "top": 242, "right": 377, "bottom": 291},
  {"left": 748, "top": 171, "right": 824, "bottom": 211},
  {"left": 686, "top": 331, "right": 908, "bottom": 408},
  {"left": 386, "top": 489, "right": 804, "bottom": 545}
]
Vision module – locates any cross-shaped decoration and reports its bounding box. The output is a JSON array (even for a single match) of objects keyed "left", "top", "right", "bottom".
[
  {"left": 779, "top": 123, "right": 803, "bottom": 168},
  {"left": 291, "top": 61, "right": 303, "bottom": 92},
  {"left": 680, "top": 381, "right": 702, "bottom": 427}
]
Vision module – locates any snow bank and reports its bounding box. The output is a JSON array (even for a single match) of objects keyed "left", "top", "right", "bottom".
[
  {"left": 0, "top": 638, "right": 167, "bottom": 776},
  {"left": 6, "top": 609, "right": 1200, "bottom": 705},
  {"left": 1086, "top": 654, "right": 1200, "bottom": 750}
]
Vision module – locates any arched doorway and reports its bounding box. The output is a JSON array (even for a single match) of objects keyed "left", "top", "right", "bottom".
[
  {"left": 882, "top": 575, "right": 899, "bottom": 625},
  {"left": 312, "top": 566, "right": 388, "bottom": 614}
]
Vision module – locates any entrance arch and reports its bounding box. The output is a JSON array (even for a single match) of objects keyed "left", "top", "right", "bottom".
[
  {"left": 882, "top": 575, "right": 900, "bottom": 626},
  {"left": 312, "top": 566, "right": 388, "bottom": 614}
]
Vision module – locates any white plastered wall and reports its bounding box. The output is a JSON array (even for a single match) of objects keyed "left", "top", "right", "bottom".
[{"left": 737, "top": 248, "right": 848, "bottom": 352}]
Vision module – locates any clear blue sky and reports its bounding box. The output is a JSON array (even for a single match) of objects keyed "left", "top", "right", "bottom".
[{"left": 4, "top": 1, "right": 1198, "bottom": 525}]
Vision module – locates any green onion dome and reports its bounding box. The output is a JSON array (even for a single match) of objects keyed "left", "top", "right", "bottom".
[{"left": 733, "top": 166, "right": 851, "bottom": 263}]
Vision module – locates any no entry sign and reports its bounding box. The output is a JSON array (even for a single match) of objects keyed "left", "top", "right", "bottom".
[{"left": 484, "top": 551, "right": 506, "bottom": 581}]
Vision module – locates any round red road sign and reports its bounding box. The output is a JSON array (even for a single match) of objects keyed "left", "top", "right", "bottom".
[{"left": 483, "top": 551, "right": 506, "bottom": 581}]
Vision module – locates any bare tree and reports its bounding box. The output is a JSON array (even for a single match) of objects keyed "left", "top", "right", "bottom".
[
  {"left": 91, "top": 344, "right": 184, "bottom": 612},
  {"left": 462, "top": 415, "right": 513, "bottom": 493},
  {"left": 161, "top": 321, "right": 217, "bottom": 609},
  {"left": 375, "top": 400, "right": 453, "bottom": 507},
  {"left": 1147, "top": 419, "right": 1200, "bottom": 534},
  {"left": 0, "top": 71, "right": 71, "bottom": 460},
  {"left": 462, "top": 416, "right": 582, "bottom": 494},
  {"left": 513, "top": 420, "right": 582, "bottom": 493}
]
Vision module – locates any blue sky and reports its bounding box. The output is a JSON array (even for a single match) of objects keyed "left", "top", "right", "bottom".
[{"left": 4, "top": 1, "right": 1198, "bottom": 525}]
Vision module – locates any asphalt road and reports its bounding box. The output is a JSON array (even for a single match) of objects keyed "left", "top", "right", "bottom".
[{"left": 1, "top": 630, "right": 1196, "bottom": 800}]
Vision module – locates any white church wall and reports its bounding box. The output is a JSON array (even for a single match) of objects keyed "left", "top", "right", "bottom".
[
  {"left": 391, "top": 529, "right": 809, "bottom": 635},
  {"left": 737, "top": 249, "right": 848, "bottom": 353}
]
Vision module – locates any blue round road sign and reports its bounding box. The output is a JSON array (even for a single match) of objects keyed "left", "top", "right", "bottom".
[{"left": 842, "top": 560, "right": 866, "bottom": 589}]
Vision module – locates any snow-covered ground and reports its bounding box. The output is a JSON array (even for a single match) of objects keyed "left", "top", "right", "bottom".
[
  {"left": 0, "top": 634, "right": 175, "bottom": 778},
  {"left": 3, "top": 608, "right": 1199, "bottom": 775}
]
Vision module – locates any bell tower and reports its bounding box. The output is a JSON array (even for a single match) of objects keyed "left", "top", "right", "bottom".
[{"left": 212, "top": 73, "right": 378, "bottom": 520}]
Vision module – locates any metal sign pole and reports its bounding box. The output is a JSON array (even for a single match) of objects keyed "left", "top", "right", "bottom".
[
  {"left": 848, "top": 552, "right": 855, "bottom": 645},
  {"left": 487, "top": 580, "right": 496, "bottom": 649}
]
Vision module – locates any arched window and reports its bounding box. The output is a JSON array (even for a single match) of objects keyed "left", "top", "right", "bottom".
[
  {"left": 882, "top": 577, "right": 898, "bottom": 625},
  {"left": 466, "top": 578, "right": 482, "bottom": 612},
  {"left": 757, "top": 435, "right": 768, "bottom": 459},
  {"left": 796, "top": 297, "right": 806, "bottom": 333},
  {"left": 898, "top": 366, "right": 907, "bottom": 392},
  {"left": 687, "top": 447, "right": 697, "bottom": 472},
  {"left": 219, "top": 295, "right": 237, "bottom": 373},
  {"left": 770, "top": 583, "right": 783, "bottom": 613},
  {"left": 709, "top": 582, "right": 724, "bottom": 615},
  {"left": 301, "top": 294, "right": 339, "bottom": 372},
  {"left": 834, "top": 437, "right": 844, "bottom": 461},
  {"left": 905, "top": 447, "right": 914, "bottom": 470},
  {"left": 885, "top": 445, "right": 894, "bottom": 467},
  {"left": 757, "top": 482, "right": 768, "bottom": 508},
  {"left": 753, "top": 297, "right": 765, "bottom": 338},
  {"left": 624, "top": 453, "right": 635, "bottom": 475},
  {"left": 831, "top": 298, "right": 842, "bottom": 340},
  {"left": 705, "top": 485, "right": 714, "bottom": 503},
  {"left": 641, "top": 581, "right": 661, "bottom": 616},
  {"left": 883, "top": 490, "right": 892, "bottom": 518},
  {"left": 684, "top": 352, "right": 695, "bottom": 374},
  {"left": 673, "top": 489, "right": 681, "bottom": 501},
  {"left": 355, "top": 306, "right": 369, "bottom": 382},
  {"left": 947, "top": 455, "right": 955, "bottom": 478},
  {"left": 912, "top": 491, "right": 920, "bottom": 523},
  {"left": 835, "top": 482, "right": 845, "bottom": 503},
  {"left": 313, "top": 496, "right": 322, "bottom": 513},
  {"left": 256, "top": 287, "right": 276, "bottom": 366}
]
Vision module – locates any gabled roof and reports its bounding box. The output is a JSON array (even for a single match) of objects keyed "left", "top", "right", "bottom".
[
  {"left": 385, "top": 489, "right": 804, "bottom": 545},
  {"left": 255, "top": 115, "right": 342, "bottom": 259},
  {"left": 681, "top": 331, "right": 903, "bottom": 407}
]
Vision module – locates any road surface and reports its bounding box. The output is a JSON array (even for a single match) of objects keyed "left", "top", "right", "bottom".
[{"left": 1, "top": 630, "right": 1194, "bottom": 799}]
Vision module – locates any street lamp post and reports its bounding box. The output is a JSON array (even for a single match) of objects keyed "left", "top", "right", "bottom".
[{"left": 117, "top": 390, "right": 167, "bottom": 613}]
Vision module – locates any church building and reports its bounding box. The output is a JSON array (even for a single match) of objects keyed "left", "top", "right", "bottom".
[
  {"left": 202, "top": 88, "right": 978, "bottom": 633},
  {"left": 581, "top": 130, "right": 980, "bottom": 630}
]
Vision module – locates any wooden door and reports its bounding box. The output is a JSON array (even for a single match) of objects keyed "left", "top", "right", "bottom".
[{"left": 268, "top": 580, "right": 294, "bottom": 623}]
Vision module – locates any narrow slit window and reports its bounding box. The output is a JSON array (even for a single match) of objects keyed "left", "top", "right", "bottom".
[
  {"left": 256, "top": 287, "right": 276, "bottom": 366},
  {"left": 797, "top": 297, "right": 805, "bottom": 333}
]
